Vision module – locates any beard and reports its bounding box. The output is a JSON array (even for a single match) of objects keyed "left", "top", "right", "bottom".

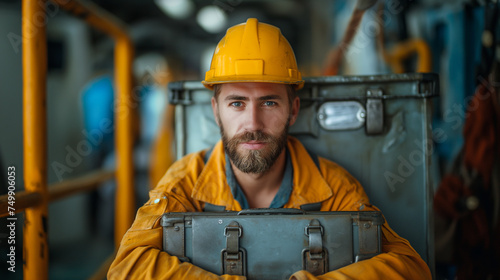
[{"left": 220, "top": 118, "right": 290, "bottom": 175}]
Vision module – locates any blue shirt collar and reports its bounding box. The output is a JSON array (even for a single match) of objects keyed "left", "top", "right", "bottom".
[{"left": 225, "top": 149, "right": 293, "bottom": 209}]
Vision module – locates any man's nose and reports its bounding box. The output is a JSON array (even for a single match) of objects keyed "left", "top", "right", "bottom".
[{"left": 245, "top": 103, "right": 264, "bottom": 131}]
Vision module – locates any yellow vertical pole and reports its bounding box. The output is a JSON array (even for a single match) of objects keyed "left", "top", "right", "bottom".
[
  {"left": 22, "top": 0, "right": 48, "bottom": 279},
  {"left": 51, "top": 0, "right": 136, "bottom": 249},
  {"left": 114, "top": 36, "right": 135, "bottom": 248}
]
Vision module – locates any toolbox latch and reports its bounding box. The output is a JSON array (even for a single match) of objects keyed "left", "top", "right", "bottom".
[
  {"left": 366, "top": 89, "right": 384, "bottom": 135},
  {"left": 163, "top": 218, "right": 190, "bottom": 263},
  {"left": 302, "top": 219, "right": 328, "bottom": 275},
  {"left": 221, "top": 221, "right": 247, "bottom": 276},
  {"left": 354, "top": 218, "right": 382, "bottom": 262}
]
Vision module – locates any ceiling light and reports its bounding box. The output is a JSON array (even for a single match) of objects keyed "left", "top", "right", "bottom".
[
  {"left": 197, "top": 5, "right": 227, "bottom": 33},
  {"left": 155, "top": 0, "right": 194, "bottom": 20}
]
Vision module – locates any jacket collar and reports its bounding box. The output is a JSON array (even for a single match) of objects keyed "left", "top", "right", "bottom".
[
  {"left": 191, "top": 141, "right": 239, "bottom": 209},
  {"left": 191, "top": 136, "right": 333, "bottom": 210},
  {"left": 286, "top": 137, "right": 333, "bottom": 208}
]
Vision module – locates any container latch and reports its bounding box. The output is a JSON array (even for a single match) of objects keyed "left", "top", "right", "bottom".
[
  {"left": 221, "top": 221, "right": 247, "bottom": 276},
  {"left": 302, "top": 219, "right": 328, "bottom": 275},
  {"left": 366, "top": 89, "right": 384, "bottom": 135}
]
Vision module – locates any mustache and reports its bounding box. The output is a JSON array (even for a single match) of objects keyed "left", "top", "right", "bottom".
[{"left": 231, "top": 131, "right": 273, "bottom": 144}]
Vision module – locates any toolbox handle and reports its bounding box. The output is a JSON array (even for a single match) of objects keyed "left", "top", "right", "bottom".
[{"left": 237, "top": 208, "right": 305, "bottom": 215}]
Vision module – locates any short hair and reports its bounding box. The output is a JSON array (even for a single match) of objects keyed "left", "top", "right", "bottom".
[{"left": 213, "top": 84, "right": 297, "bottom": 109}]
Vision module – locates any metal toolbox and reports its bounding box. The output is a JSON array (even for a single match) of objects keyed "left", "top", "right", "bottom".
[
  {"left": 168, "top": 73, "right": 439, "bottom": 271},
  {"left": 162, "top": 209, "right": 384, "bottom": 279}
]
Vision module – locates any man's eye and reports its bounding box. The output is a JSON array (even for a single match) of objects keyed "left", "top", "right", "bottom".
[
  {"left": 263, "top": 101, "right": 276, "bottom": 106},
  {"left": 230, "top": 102, "right": 243, "bottom": 107}
]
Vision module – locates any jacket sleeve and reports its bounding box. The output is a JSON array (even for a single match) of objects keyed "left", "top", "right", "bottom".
[
  {"left": 289, "top": 162, "right": 432, "bottom": 280},
  {"left": 107, "top": 189, "right": 246, "bottom": 280}
]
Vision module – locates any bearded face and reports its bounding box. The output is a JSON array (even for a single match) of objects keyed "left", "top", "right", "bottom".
[
  {"left": 212, "top": 83, "right": 299, "bottom": 174},
  {"left": 220, "top": 117, "right": 290, "bottom": 174}
]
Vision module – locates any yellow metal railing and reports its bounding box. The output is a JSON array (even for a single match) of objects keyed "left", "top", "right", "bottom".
[
  {"left": 0, "top": 169, "right": 115, "bottom": 217},
  {"left": 375, "top": 1, "right": 432, "bottom": 74},
  {"left": 380, "top": 38, "right": 432, "bottom": 74},
  {"left": 0, "top": 0, "right": 135, "bottom": 279},
  {"left": 22, "top": 0, "right": 49, "bottom": 277},
  {"left": 51, "top": 0, "right": 136, "bottom": 249}
]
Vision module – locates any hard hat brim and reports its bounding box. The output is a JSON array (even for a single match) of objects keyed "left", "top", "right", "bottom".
[{"left": 202, "top": 77, "right": 305, "bottom": 90}]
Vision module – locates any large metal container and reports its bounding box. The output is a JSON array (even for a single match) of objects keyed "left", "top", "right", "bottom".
[{"left": 168, "top": 73, "right": 439, "bottom": 273}]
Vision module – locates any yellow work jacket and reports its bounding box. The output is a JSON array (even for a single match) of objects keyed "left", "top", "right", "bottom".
[{"left": 108, "top": 137, "right": 431, "bottom": 279}]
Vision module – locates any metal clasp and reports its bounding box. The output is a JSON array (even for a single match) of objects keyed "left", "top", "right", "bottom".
[
  {"left": 224, "top": 224, "right": 242, "bottom": 237},
  {"left": 304, "top": 225, "right": 324, "bottom": 236},
  {"left": 302, "top": 219, "right": 328, "bottom": 275},
  {"left": 366, "top": 88, "right": 384, "bottom": 135},
  {"left": 221, "top": 221, "right": 246, "bottom": 276},
  {"left": 302, "top": 249, "right": 329, "bottom": 275}
]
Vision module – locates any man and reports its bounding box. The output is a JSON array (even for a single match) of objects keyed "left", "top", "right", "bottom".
[{"left": 108, "top": 18, "right": 431, "bottom": 279}]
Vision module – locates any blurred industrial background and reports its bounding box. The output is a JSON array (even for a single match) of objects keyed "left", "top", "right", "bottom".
[{"left": 0, "top": 0, "right": 499, "bottom": 279}]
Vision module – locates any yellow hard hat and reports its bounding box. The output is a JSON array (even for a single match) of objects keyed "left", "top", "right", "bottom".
[{"left": 202, "top": 18, "right": 304, "bottom": 90}]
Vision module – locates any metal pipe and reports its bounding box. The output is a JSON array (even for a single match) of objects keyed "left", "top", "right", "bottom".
[
  {"left": 114, "top": 36, "right": 135, "bottom": 248},
  {"left": 375, "top": 1, "right": 432, "bottom": 74},
  {"left": 0, "top": 191, "right": 42, "bottom": 218},
  {"left": 22, "top": 0, "right": 48, "bottom": 278},
  {"left": 21, "top": 0, "right": 134, "bottom": 278},
  {"left": 52, "top": 0, "right": 136, "bottom": 246},
  {"left": 52, "top": 0, "right": 128, "bottom": 39},
  {"left": 0, "top": 169, "right": 114, "bottom": 218},
  {"left": 381, "top": 39, "right": 432, "bottom": 74},
  {"left": 48, "top": 169, "right": 115, "bottom": 201}
]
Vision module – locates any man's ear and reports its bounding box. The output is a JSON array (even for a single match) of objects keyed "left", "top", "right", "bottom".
[
  {"left": 211, "top": 96, "right": 220, "bottom": 127},
  {"left": 288, "top": 96, "right": 300, "bottom": 126}
]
